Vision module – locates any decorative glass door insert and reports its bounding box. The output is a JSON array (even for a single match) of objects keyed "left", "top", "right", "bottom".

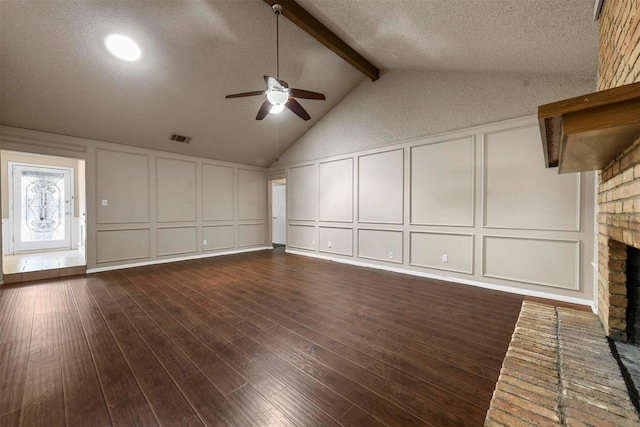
[{"left": 11, "top": 164, "right": 72, "bottom": 252}]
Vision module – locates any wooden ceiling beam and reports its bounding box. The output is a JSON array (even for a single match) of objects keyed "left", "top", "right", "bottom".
[{"left": 262, "top": 0, "right": 380, "bottom": 81}]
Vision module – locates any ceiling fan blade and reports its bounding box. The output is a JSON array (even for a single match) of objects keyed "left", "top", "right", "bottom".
[
  {"left": 225, "top": 90, "right": 265, "bottom": 99},
  {"left": 256, "top": 99, "right": 272, "bottom": 120},
  {"left": 290, "top": 89, "right": 325, "bottom": 100},
  {"left": 286, "top": 98, "right": 311, "bottom": 121},
  {"left": 264, "top": 76, "right": 282, "bottom": 89}
]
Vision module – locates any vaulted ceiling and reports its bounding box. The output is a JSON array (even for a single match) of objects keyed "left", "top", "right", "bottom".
[{"left": 0, "top": 0, "right": 598, "bottom": 167}]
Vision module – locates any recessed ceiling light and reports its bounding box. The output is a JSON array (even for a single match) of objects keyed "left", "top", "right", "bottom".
[{"left": 104, "top": 34, "right": 141, "bottom": 62}]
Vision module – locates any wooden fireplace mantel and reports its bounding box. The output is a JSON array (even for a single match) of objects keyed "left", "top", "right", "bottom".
[{"left": 538, "top": 81, "right": 640, "bottom": 174}]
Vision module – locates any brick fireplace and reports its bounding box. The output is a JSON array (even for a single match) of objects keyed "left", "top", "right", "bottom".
[
  {"left": 596, "top": 0, "right": 640, "bottom": 341},
  {"left": 485, "top": 4, "right": 640, "bottom": 424}
]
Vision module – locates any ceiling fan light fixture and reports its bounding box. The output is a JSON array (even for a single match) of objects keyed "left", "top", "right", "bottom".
[
  {"left": 266, "top": 90, "right": 289, "bottom": 106},
  {"left": 224, "top": 3, "right": 324, "bottom": 121},
  {"left": 269, "top": 104, "right": 285, "bottom": 114}
]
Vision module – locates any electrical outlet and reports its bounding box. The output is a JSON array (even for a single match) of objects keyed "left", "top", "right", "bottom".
[
  {"left": 442, "top": 254, "right": 448, "bottom": 263},
  {"left": 328, "top": 240, "right": 332, "bottom": 248},
  {"left": 312, "top": 239, "right": 316, "bottom": 246},
  {"left": 203, "top": 240, "right": 207, "bottom": 246},
  {"left": 389, "top": 251, "right": 394, "bottom": 259},
  {"left": 101, "top": 199, "right": 108, "bottom": 206}
]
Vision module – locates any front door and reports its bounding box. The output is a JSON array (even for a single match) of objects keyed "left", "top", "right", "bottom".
[{"left": 11, "top": 164, "right": 73, "bottom": 252}]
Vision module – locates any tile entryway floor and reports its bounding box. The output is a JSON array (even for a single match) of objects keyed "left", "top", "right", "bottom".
[
  {"left": 3, "top": 249, "right": 85, "bottom": 273},
  {"left": 2, "top": 249, "right": 86, "bottom": 283}
]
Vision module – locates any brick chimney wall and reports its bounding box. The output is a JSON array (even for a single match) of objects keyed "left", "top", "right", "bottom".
[{"left": 597, "top": 0, "right": 640, "bottom": 341}]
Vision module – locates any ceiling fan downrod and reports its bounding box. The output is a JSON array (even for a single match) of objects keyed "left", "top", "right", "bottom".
[{"left": 273, "top": 4, "right": 283, "bottom": 81}]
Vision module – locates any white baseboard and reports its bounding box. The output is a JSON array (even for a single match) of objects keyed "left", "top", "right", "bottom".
[
  {"left": 87, "top": 246, "right": 272, "bottom": 273},
  {"left": 286, "top": 249, "right": 594, "bottom": 310}
]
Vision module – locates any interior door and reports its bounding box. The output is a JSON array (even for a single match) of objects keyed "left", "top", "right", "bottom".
[
  {"left": 272, "top": 183, "right": 286, "bottom": 245},
  {"left": 11, "top": 164, "right": 73, "bottom": 252}
]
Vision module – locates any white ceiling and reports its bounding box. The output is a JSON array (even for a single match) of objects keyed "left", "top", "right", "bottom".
[{"left": 0, "top": 0, "right": 598, "bottom": 167}]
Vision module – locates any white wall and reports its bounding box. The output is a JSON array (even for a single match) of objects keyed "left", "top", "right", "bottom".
[
  {"left": 0, "top": 126, "right": 268, "bottom": 274},
  {"left": 274, "top": 71, "right": 595, "bottom": 165},
  {"left": 280, "top": 116, "right": 596, "bottom": 304}
]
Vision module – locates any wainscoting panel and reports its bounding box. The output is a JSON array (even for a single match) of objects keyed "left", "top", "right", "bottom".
[
  {"left": 411, "top": 136, "right": 474, "bottom": 226},
  {"left": 358, "top": 149, "right": 404, "bottom": 224},
  {"left": 96, "top": 149, "right": 150, "bottom": 224},
  {"left": 289, "top": 164, "right": 317, "bottom": 221},
  {"left": 319, "top": 227, "right": 353, "bottom": 256},
  {"left": 482, "top": 235, "right": 580, "bottom": 290},
  {"left": 358, "top": 228, "right": 403, "bottom": 263},
  {"left": 483, "top": 125, "right": 580, "bottom": 231},
  {"left": 202, "top": 164, "right": 234, "bottom": 221},
  {"left": 410, "top": 232, "right": 473, "bottom": 274},
  {"left": 156, "top": 158, "right": 197, "bottom": 223},
  {"left": 319, "top": 158, "right": 354, "bottom": 222},
  {"left": 203, "top": 225, "right": 234, "bottom": 251},
  {"left": 157, "top": 227, "right": 198, "bottom": 256},
  {"left": 238, "top": 169, "right": 266, "bottom": 221},
  {"left": 289, "top": 224, "right": 316, "bottom": 250},
  {"left": 238, "top": 224, "right": 265, "bottom": 247},
  {"left": 96, "top": 229, "right": 150, "bottom": 263}
]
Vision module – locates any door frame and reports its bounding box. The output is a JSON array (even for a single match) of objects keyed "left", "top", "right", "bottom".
[
  {"left": 268, "top": 177, "right": 287, "bottom": 247},
  {"left": 8, "top": 162, "right": 75, "bottom": 254}
]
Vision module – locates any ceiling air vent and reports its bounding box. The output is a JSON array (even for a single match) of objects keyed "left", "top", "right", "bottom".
[{"left": 170, "top": 134, "right": 191, "bottom": 143}]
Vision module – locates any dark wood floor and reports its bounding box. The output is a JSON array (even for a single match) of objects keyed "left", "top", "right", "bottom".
[{"left": 0, "top": 249, "right": 524, "bottom": 426}]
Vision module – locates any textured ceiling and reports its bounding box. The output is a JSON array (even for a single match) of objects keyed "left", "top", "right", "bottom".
[
  {"left": 0, "top": 0, "right": 598, "bottom": 167},
  {"left": 301, "top": 0, "right": 599, "bottom": 75}
]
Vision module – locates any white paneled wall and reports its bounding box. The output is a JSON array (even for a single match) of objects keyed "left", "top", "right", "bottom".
[
  {"left": 238, "top": 169, "right": 266, "bottom": 221},
  {"left": 289, "top": 165, "right": 317, "bottom": 221},
  {"left": 411, "top": 137, "right": 475, "bottom": 226},
  {"left": 318, "top": 227, "right": 353, "bottom": 256},
  {"left": 282, "top": 116, "right": 596, "bottom": 303},
  {"left": 289, "top": 224, "right": 316, "bottom": 250},
  {"left": 203, "top": 225, "right": 234, "bottom": 251},
  {"left": 156, "top": 158, "right": 197, "bottom": 222},
  {"left": 202, "top": 165, "right": 234, "bottom": 221},
  {"left": 410, "top": 232, "right": 474, "bottom": 274},
  {"left": 96, "top": 149, "right": 150, "bottom": 224},
  {"left": 483, "top": 126, "right": 580, "bottom": 230},
  {"left": 482, "top": 236, "right": 580, "bottom": 290},
  {"left": 319, "top": 159, "right": 353, "bottom": 222},
  {"left": 358, "top": 229, "right": 403, "bottom": 264},
  {"left": 1, "top": 125, "right": 268, "bottom": 272},
  {"left": 358, "top": 149, "right": 404, "bottom": 224},
  {"left": 96, "top": 229, "right": 150, "bottom": 263},
  {"left": 238, "top": 224, "right": 265, "bottom": 247},
  {"left": 157, "top": 227, "right": 198, "bottom": 256}
]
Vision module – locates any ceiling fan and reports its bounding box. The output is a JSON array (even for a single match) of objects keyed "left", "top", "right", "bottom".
[{"left": 225, "top": 3, "right": 325, "bottom": 121}]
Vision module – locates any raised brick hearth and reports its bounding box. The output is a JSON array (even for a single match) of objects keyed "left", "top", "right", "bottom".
[
  {"left": 596, "top": 0, "right": 640, "bottom": 341},
  {"left": 485, "top": 302, "right": 640, "bottom": 426}
]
